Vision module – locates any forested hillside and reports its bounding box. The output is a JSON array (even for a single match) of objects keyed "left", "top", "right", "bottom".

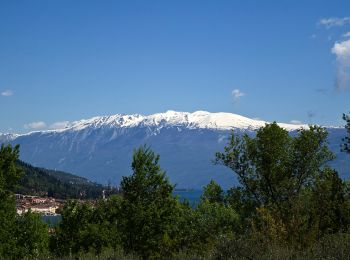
[{"left": 15, "top": 161, "right": 116, "bottom": 199}]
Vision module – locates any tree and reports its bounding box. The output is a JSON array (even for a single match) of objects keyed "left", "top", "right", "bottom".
[
  {"left": 0, "top": 144, "right": 22, "bottom": 193},
  {"left": 0, "top": 192, "right": 17, "bottom": 257},
  {"left": 201, "top": 180, "right": 224, "bottom": 204},
  {"left": 342, "top": 113, "right": 350, "bottom": 153},
  {"left": 0, "top": 144, "right": 49, "bottom": 258},
  {"left": 91, "top": 195, "right": 123, "bottom": 252},
  {"left": 119, "top": 146, "right": 180, "bottom": 258},
  {"left": 0, "top": 144, "right": 22, "bottom": 257},
  {"left": 195, "top": 182, "right": 240, "bottom": 251},
  {"left": 311, "top": 168, "right": 350, "bottom": 235},
  {"left": 14, "top": 210, "right": 49, "bottom": 258},
  {"left": 52, "top": 201, "right": 96, "bottom": 255},
  {"left": 52, "top": 195, "right": 124, "bottom": 257},
  {"left": 225, "top": 186, "right": 257, "bottom": 226},
  {"left": 215, "top": 123, "right": 336, "bottom": 243}
]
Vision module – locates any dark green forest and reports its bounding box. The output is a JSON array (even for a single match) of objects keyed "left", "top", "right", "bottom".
[
  {"left": 1, "top": 115, "right": 350, "bottom": 259},
  {"left": 16, "top": 160, "right": 115, "bottom": 199}
]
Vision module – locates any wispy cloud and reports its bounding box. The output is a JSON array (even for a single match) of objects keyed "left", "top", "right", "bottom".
[
  {"left": 290, "top": 120, "right": 302, "bottom": 125},
  {"left": 315, "top": 88, "right": 330, "bottom": 95},
  {"left": 343, "top": 32, "right": 350, "bottom": 38},
  {"left": 24, "top": 121, "right": 47, "bottom": 130},
  {"left": 331, "top": 39, "right": 350, "bottom": 90},
  {"left": 307, "top": 111, "right": 316, "bottom": 118},
  {"left": 1, "top": 90, "right": 13, "bottom": 97},
  {"left": 319, "top": 17, "right": 350, "bottom": 29},
  {"left": 231, "top": 89, "right": 245, "bottom": 102},
  {"left": 307, "top": 110, "right": 317, "bottom": 124},
  {"left": 49, "top": 121, "right": 70, "bottom": 129}
]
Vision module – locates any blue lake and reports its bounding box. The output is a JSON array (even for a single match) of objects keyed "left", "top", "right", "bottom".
[
  {"left": 42, "top": 215, "right": 61, "bottom": 227},
  {"left": 173, "top": 190, "right": 202, "bottom": 206}
]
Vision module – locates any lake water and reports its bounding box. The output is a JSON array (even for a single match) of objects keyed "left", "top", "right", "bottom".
[
  {"left": 173, "top": 190, "right": 202, "bottom": 206},
  {"left": 42, "top": 215, "right": 61, "bottom": 227}
]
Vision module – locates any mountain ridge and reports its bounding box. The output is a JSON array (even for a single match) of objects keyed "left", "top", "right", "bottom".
[
  {"left": 41, "top": 110, "right": 310, "bottom": 132},
  {"left": 1, "top": 111, "right": 347, "bottom": 189},
  {"left": 4, "top": 110, "right": 337, "bottom": 138}
]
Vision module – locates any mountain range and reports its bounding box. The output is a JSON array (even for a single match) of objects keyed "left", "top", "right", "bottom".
[{"left": 1, "top": 111, "right": 348, "bottom": 189}]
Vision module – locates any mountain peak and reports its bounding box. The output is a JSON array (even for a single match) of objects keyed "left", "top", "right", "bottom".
[
  {"left": 55, "top": 110, "right": 308, "bottom": 132},
  {"left": 2, "top": 111, "right": 344, "bottom": 189}
]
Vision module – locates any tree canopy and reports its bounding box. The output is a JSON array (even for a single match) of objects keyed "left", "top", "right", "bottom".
[
  {"left": 342, "top": 113, "right": 350, "bottom": 153},
  {"left": 0, "top": 144, "right": 22, "bottom": 193},
  {"left": 215, "top": 122, "right": 345, "bottom": 243},
  {"left": 119, "top": 146, "right": 181, "bottom": 258},
  {"left": 0, "top": 144, "right": 49, "bottom": 258}
]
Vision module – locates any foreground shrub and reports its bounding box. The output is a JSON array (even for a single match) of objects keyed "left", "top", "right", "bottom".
[{"left": 211, "top": 233, "right": 350, "bottom": 260}]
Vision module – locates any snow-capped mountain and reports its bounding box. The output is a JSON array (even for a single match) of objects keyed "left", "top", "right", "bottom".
[
  {"left": 1, "top": 111, "right": 348, "bottom": 189},
  {"left": 0, "top": 133, "right": 19, "bottom": 142},
  {"left": 34, "top": 110, "right": 309, "bottom": 133}
]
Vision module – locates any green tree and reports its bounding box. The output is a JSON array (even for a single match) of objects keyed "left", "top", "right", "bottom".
[
  {"left": 0, "top": 192, "right": 17, "bottom": 257},
  {"left": 14, "top": 210, "right": 49, "bottom": 258},
  {"left": 191, "top": 181, "right": 240, "bottom": 252},
  {"left": 119, "top": 146, "right": 180, "bottom": 259},
  {"left": 225, "top": 186, "right": 257, "bottom": 226},
  {"left": 0, "top": 144, "right": 22, "bottom": 192},
  {"left": 0, "top": 144, "right": 49, "bottom": 258},
  {"left": 215, "top": 123, "right": 335, "bottom": 243},
  {"left": 311, "top": 168, "right": 350, "bottom": 236},
  {"left": 91, "top": 195, "right": 123, "bottom": 252},
  {"left": 0, "top": 144, "right": 22, "bottom": 257},
  {"left": 52, "top": 195, "right": 124, "bottom": 256},
  {"left": 201, "top": 180, "right": 224, "bottom": 204},
  {"left": 52, "top": 201, "right": 96, "bottom": 255},
  {"left": 342, "top": 113, "right": 350, "bottom": 153}
]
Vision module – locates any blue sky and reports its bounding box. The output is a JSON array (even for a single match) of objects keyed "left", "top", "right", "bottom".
[{"left": 1, "top": 0, "right": 350, "bottom": 133}]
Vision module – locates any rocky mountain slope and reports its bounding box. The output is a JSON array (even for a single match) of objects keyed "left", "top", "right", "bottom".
[{"left": 1, "top": 111, "right": 348, "bottom": 189}]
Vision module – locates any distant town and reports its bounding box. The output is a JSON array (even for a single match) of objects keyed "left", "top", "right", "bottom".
[
  {"left": 15, "top": 194, "right": 63, "bottom": 216},
  {"left": 15, "top": 194, "right": 100, "bottom": 216}
]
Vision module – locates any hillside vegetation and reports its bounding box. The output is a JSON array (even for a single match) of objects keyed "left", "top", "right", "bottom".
[{"left": 15, "top": 161, "right": 114, "bottom": 199}]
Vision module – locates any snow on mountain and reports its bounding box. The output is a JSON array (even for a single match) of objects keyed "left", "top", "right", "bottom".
[
  {"left": 0, "top": 133, "right": 20, "bottom": 142},
  {"left": 1, "top": 111, "right": 346, "bottom": 189},
  {"left": 42, "top": 110, "right": 309, "bottom": 134}
]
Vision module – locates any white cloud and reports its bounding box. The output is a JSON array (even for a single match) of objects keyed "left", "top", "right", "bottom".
[
  {"left": 24, "top": 121, "right": 47, "bottom": 130},
  {"left": 290, "top": 120, "right": 302, "bottom": 125},
  {"left": 231, "top": 89, "right": 245, "bottom": 102},
  {"left": 319, "top": 17, "right": 350, "bottom": 28},
  {"left": 49, "top": 121, "right": 70, "bottom": 129},
  {"left": 1, "top": 90, "right": 13, "bottom": 97},
  {"left": 331, "top": 39, "right": 350, "bottom": 90},
  {"left": 343, "top": 32, "right": 350, "bottom": 38}
]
